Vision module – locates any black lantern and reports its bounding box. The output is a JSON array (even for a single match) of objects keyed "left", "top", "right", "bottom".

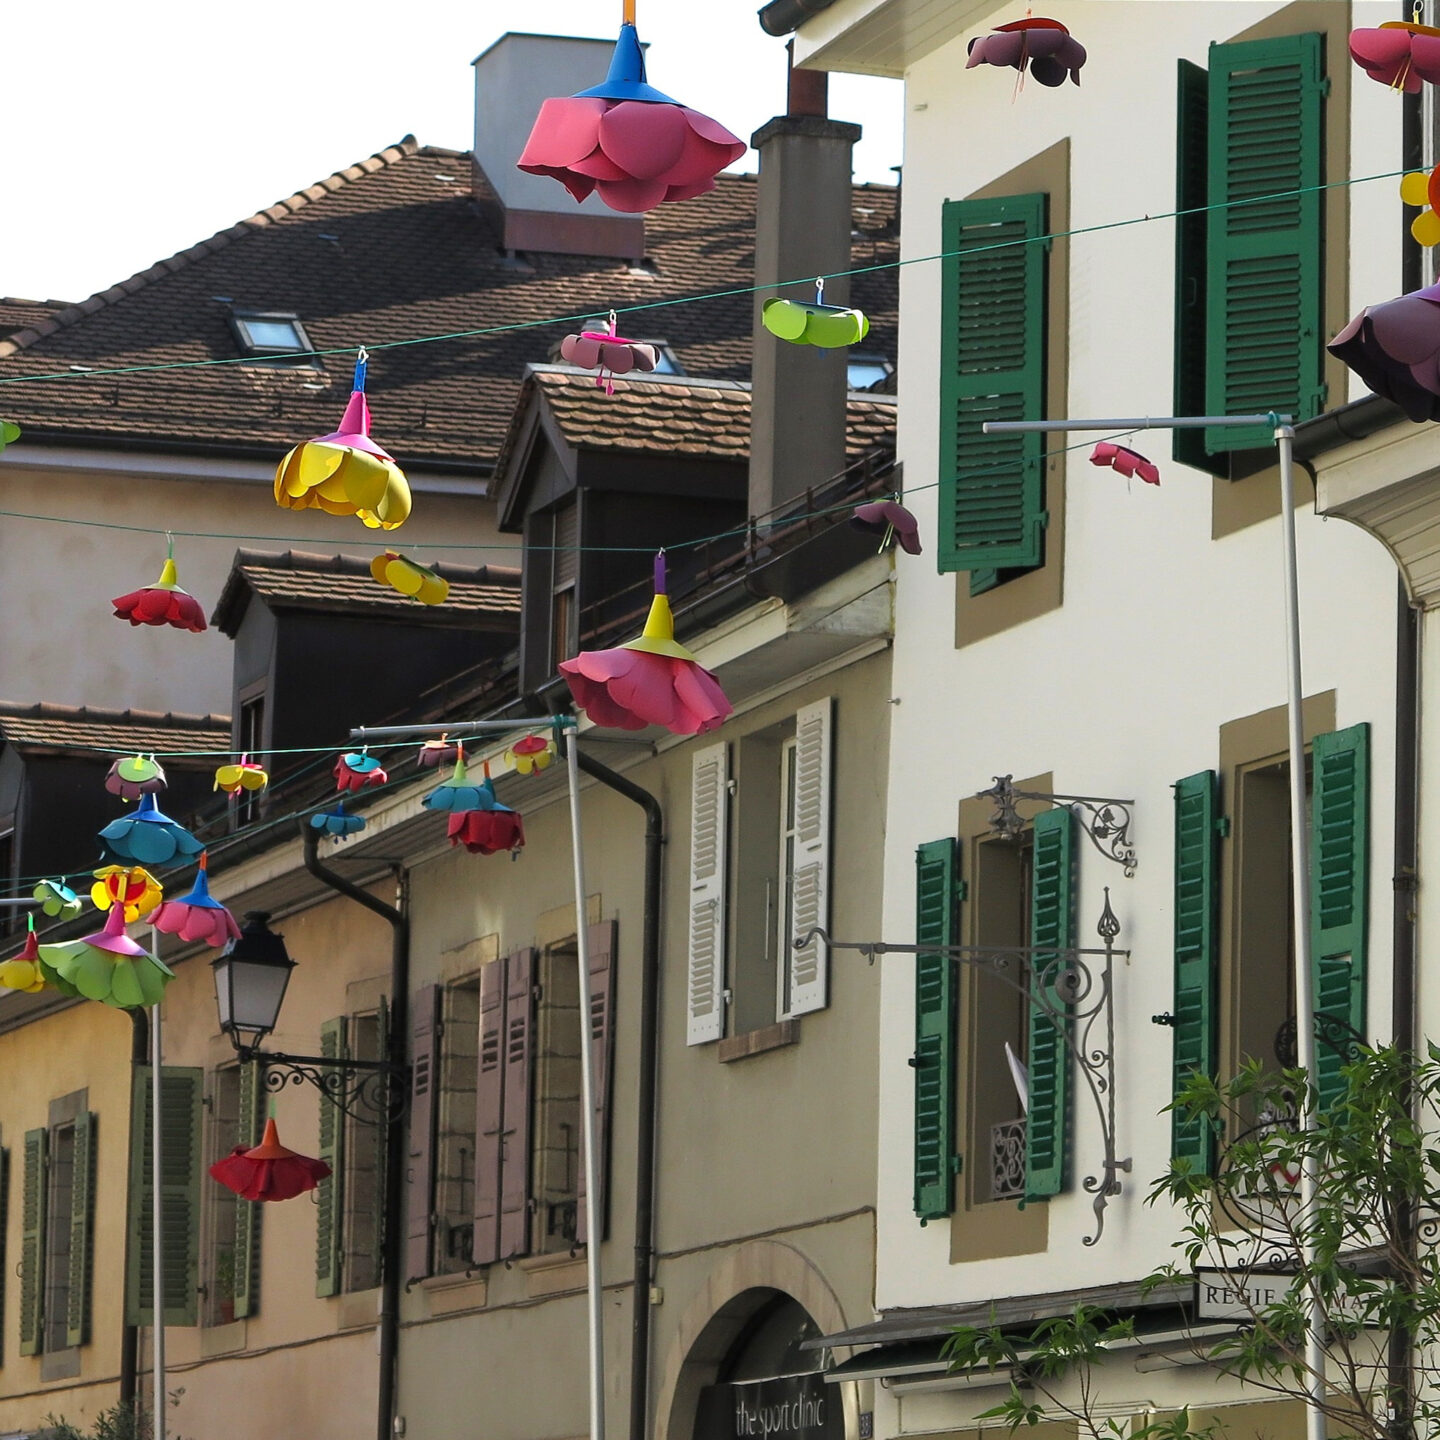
[{"left": 212, "top": 911, "right": 296, "bottom": 1055}]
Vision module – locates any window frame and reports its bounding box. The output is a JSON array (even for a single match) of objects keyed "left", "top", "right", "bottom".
[{"left": 227, "top": 309, "right": 320, "bottom": 367}]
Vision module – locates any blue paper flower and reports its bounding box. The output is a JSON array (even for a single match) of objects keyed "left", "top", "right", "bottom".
[
  {"left": 423, "top": 759, "right": 502, "bottom": 814},
  {"left": 97, "top": 793, "right": 203, "bottom": 867},
  {"left": 310, "top": 803, "right": 366, "bottom": 839}
]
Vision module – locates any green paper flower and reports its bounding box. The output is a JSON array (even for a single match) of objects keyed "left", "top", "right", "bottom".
[
  {"left": 762, "top": 298, "right": 869, "bottom": 349},
  {"left": 0, "top": 420, "right": 20, "bottom": 454}
]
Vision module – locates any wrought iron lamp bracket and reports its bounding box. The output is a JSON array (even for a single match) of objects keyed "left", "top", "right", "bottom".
[
  {"left": 978, "top": 775, "right": 1137, "bottom": 876},
  {"left": 798, "top": 888, "right": 1131, "bottom": 1246},
  {"left": 235, "top": 1048, "right": 409, "bottom": 1126}
]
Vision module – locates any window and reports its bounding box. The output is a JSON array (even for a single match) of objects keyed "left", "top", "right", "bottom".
[
  {"left": 0, "top": 826, "right": 15, "bottom": 936},
  {"left": 202, "top": 1064, "right": 261, "bottom": 1325},
  {"left": 235, "top": 691, "right": 267, "bottom": 828},
  {"left": 686, "top": 700, "right": 833, "bottom": 1046},
  {"left": 467, "top": 925, "right": 615, "bottom": 1268},
  {"left": 430, "top": 978, "right": 480, "bottom": 1276},
  {"left": 846, "top": 353, "right": 892, "bottom": 392},
  {"left": 21, "top": 1096, "right": 91, "bottom": 1360},
  {"left": 228, "top": 309, "right": 318, "bottom": 366},
  {"left": 1172, "top": 31, "right": 1327, "bottom": 470}
]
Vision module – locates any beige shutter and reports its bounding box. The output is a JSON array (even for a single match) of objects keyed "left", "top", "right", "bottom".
[
  {"left": 687, "top": 743, "right": 729, "bottom": 1045},
  {"left": 786, "top": 699, "right": 832, "bottom": 1018}
]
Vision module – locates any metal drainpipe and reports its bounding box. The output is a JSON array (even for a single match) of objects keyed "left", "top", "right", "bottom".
[
  {"left": 301, "top": 826, "right": 410, "bottom": 1440},
  {"left": 573, "top": 750, "right": 664, "bottom": 1440},
  {"left": 119, "top": 1008, "right": 149, "bottom": 1414}
]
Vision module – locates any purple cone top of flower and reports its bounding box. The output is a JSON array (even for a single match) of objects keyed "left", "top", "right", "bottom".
[
  {"left": 850, "top": 501, "right": 922, "bottom": 555},
  {"left": 967, "top": 18, "right": 1087, "bottom": 87},
  {"left": 38, "top": 903, "right": 175, "bottom": 1010},
  {"left": 98, "top": 793, "right": 204, "bottom": 868},
  {"left": 1328, "top": 281, "right": 1440, "bottom": 422},
  {"left": 517, "top": 23, "right": 745, "bottom": 214}
]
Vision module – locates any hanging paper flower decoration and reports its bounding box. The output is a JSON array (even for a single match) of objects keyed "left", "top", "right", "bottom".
[
  {"left": 517, "top": 9, "right": 745, "bottom": 214},
  {"left": 105, "top": 754, "right": 167, "bottom": 800},
  {"left": 214, "top": 756, "right": 269, "bottom": 795},
  {"left": 0, "top": 420, "right": 20, "bottom": 454},
  {"left": 310, "top": 803, "right": 367, "bottom": 839},
  {"left": 1400, "top": 164, "right": 1440, "bottom": 246},
  {"left": 38, "top": 903, "right": 175, "bottom": 1009},
  {"left": 1349, "top": 20, "right": 1440, "bottom": 92},
  {"left": 33, "top": 879, "right": 82, "bottom": 920},
  {"left": 0, "top": 923, "right": 48, "bottom": 994},
  {"left": 763, "top": 279, "right": 869, "bottom": 349},
  {"left": 424, "top": 759, "right": 526, "bottom": 855},
  {"left": 506, "top": 734, "right": 556, "bottom": 777},
  {"left": 91, "top": 866, "right": 164, "bottom": 923},
  {"left": 422, "top": 753, "right": 487, "bottom": 813},
  {"left": 561, "top": 313, "right": 658, "bottom": 395},
  {"left": 210, "top": 1116, "right": 331, "bottom": 1202},
  {"left": 97, "top": 793, "right": 204, "bottom": 868},
  {"left": 850, "top": 501, "right": 922, "bottom": 555},
  {"left": 1328, "top": 282, "right": 1440, "bottom": 422},
  {"left": 370, "top": 551, "right": 449, "bottom": 606},
  {"left": 148, "top": 854, "right": 242, "bottom": 950},
  {"left": 112, "top": 548, "right": 207, "bottom": 633},
  {"left": 416, "top": 737, "right": 460, "bottom": 769},
  {"left": 335, "top": 751, "right": 387, "bottom": 794},
  {"left": 559, "top": 552, "right": 731, "bottom": 734},
  {"left": 274, "top": 352, "right": 411, "bottom": 530},
  {"left": 1090, "top": 441, "right": 1160, "bottom": 486},
  {"left": 966, "top": 17, "right": 1087, "bottom": 87}
]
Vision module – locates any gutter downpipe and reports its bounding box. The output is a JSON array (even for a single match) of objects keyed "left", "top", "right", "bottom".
[
  {"left": 302, "top": 826, "right": 410, "bottom": 1440},
  {"left": 119, "top": 1009, "right": 149, "bottom": 1415},
  {"left": 573, "top": 749, "right": 664, "bottom": 1440}
]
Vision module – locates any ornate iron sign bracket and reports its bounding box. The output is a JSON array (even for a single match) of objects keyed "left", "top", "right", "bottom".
[
  {"left": 977, "top": 775, "right": 1137, "bottom": 876},
  {"left": 798, "top": 889, "right": 1131, "bottom": 1246},
  {"left": 238, "top": 1048, "right": 409, "bottom": 1126}
]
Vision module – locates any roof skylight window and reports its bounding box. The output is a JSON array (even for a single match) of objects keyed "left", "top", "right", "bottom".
[
  {"left": 847, "top": 353, "right": 893, "bottom": 391},
  {"left": 229, "top": 309, "right": 320, "bottom": 367}
]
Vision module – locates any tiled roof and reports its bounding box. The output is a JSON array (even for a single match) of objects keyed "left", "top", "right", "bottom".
[
  {"left": 0, "top": 702, "right": 231, "bottom": 757},
  {"left": 510, "top": 366, "right": 897, "bottom": 466},
  {"left": 210, "top": 549, "right": 524, "bottom": 636},
  {"left": 0, "top": 138, "right": 899, "bottom": 473},
  {"left": 0, "top": 298, "right": 69, "bottom": 340}
]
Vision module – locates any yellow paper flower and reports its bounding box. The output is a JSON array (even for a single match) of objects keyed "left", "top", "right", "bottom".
[{"left": 92, "top": 866, "right": 164, "bottom": 923}]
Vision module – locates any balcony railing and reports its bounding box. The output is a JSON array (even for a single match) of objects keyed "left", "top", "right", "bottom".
[{"left": 991, "top": 1118, "right": 1026, "bottom": 1201}]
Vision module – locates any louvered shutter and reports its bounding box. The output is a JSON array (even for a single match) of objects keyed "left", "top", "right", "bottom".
[
  {"left": 472, "top": 959, "right": 507, "bottom": 1266},
  {"left": 19, "top": 1128, "right": 45, "bottom": 1356},
  {"left": 126, "top": 1069, "right": 201, "bottom": 1327},
  {"left": 65, "top": 1111, "right": 96, "bottom": 1346},
  {"left": 0, "top": 1146, "right": 9, "bottom": 1364},
  {"left": 232, "top": 1062, "right": 263, "bottom": 1320},
  {"left": 687, "top": 743, "right": 729, "bottom": 1045},
  {"left": 1172, "top": 772, "right": 1221, "bottom": 1171},
  {"left": 913, "top": 838, "right": 959, "bottom": 1221},
  {"left": 407, "top": 986, "right": 441, "bottom": 1283},
  {"left": 786, "top": 700, "right": 832, "bottom": 1018},
  {"left": 1203, "top": 32, "right": 1326, "bottom": 452},
  {"left": 499, "top": 950, "right": 535, "bottom": 1260},
  {"left": 1311, "top": 724, "right": 1370, "bottom": 1110},
  {"left": 576, "top": 921, "right": 617, "bottom": 1246},
  {"left": 1026, "top": 807, "right": 1074, "bottom": 1201},
  {"left": 314, "top": 1018, "right": 346, "bottom": 1298},
  {"left": 938, "top": 192, "right": 1047, "bottom": 576}
]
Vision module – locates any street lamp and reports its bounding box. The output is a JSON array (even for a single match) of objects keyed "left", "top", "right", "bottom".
[{"left": 212, "top": 912, "right": 295, "bottom": 1057}]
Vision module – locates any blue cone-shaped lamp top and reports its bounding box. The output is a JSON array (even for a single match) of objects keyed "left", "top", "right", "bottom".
[{"left": 573, "top": 24, "right": 676, "bottom": 105}]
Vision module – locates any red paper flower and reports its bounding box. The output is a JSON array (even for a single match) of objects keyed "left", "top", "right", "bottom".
[
  {"left": 113, "top": 556, "right": 207, "bottom": 632},
  {"left": 209, "top": 1116, "right": 331, "bottom": 1202},
  {"left": 335, "top": 752, "right": 387, "bottom": 793},
  {"left": 559, "top": 554, "right": 731, "bottom": 734},
  {"left": 517, "top": 21, "right": 744, "bottom": 214},
  {"left": 1089, "top": 442, "right": 1160, "bottom": 485},
  {"left": 561, "top": 316, "right": 657, "bottom": 395},
  {"left": 448, "top": 808, "right": 526, "bottom": 856},
  {"left": 966, "top": 18, "right": 1087, "bottom": 87}
]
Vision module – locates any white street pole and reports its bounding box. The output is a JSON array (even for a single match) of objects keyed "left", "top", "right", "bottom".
[
  {"left": 565, "top": 729, "right": 605, "bottom": 1440},
  {"left": 149, "top": 931, "right": 167, "bottom": 1440}
]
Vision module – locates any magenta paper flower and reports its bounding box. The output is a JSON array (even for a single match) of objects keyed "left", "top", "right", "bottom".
[
  {"left": 561, "top": 316, "right": 657, "bottom": 395},
  {"left": 850, "top": 501, "right": 922, "bottom": 555},
  {"left": 1328, "top": 281, "right": 1440, "bottom": 422},
  {"left": 148, "top": 854, "right": 242, "bottom": 951},
  {"left": 967, "top": 18, "right": 1087, "bottom": 87},
  {"left": 559, "top": 554, "right": 731, "bottom": 735},
  {"left": 517, "top": 21, "right": 745, "bottom": 214},
  {"left": 1349, "top": 23, "right": 1440, "bottom": 92},
  {"left": 1090, "top": 442, "right": 1160, "bottom": 485}
]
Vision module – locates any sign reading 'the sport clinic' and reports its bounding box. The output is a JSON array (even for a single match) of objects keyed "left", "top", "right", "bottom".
[{"left": 696, "top": 1374, "right": 843, "bottom": 1440}]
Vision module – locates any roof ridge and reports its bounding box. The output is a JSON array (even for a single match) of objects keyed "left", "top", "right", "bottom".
[
  {"left": 0, "top": 136, "right": 424, "bottom": 361},
  {"left": 0, "top": 699, "right": 231, "bottom": 728}
]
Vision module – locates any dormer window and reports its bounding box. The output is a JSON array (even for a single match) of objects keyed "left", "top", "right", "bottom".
[
  {"left": 847, "top": 353, "right": 893, "bottom": 391},
  {"left": 229, "top": 309, "right": 319, "bottom": 367},
  {"left": 646, "top": 343, "right": 684, "bottom": 376}
]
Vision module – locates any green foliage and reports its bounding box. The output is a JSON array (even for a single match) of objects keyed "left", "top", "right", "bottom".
[{"left": 36, "top": 1404, "right": 151, "bottom": 1440}]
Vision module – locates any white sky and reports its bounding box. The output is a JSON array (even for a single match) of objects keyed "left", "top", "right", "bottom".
[{"left": 5, "top": 1, "right": 902, "bottom": 305}]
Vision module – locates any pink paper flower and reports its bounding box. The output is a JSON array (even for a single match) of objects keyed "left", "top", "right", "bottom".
[
  {"left": 1349, "top": 23, "right": 1440, "bottom": 92},
  {"left": 559, "top": 554, "right": 731, "bottom": 735},
  {"left": 967, "top": 18, "right": 1087, "bottom": 88},
  {"left": 1089, "top": 442, "right": 1160, "bottom": 486},
  {"left": 561, "top": 317, "right": 657, "bottom": 394},
  {"left": 517, "top": 22, "right": 744, "bottom": 214},
  {"left": 148, "top": 854, "right": 242, "bottom": 951}
]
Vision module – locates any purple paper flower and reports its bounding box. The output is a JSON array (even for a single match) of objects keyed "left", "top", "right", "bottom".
[{"left": 967, "top": 18, "right": 1087, "bottom": 88}]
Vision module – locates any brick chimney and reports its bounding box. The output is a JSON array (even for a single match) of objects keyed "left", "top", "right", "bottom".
[
  {"left": 472, "top": 33, "right": 646, "bottom": 261},
  {"left": 748, "top": 52, "right": 861, "bottom": 517}
]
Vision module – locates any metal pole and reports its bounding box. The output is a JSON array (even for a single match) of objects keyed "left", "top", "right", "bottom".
[
  {"left": 980, "top": 414, "right": 1288, "bottom": 433},
  {"left": 350, "top": 719, "right": 558, "bottom": 741},
  {"left": 565, "top": 729, "right": 606, "bottom": 1440},
  {"left": 149, "top": 936, "right": 167, "bottom": 1440}
]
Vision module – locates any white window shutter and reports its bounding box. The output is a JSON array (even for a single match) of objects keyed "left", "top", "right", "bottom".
[
  {"left": 787, "top": 698, "right": 832, "bottom": 1017},
  {"left": 687, "top": 742, "right": 729, "bottom": 1045}
]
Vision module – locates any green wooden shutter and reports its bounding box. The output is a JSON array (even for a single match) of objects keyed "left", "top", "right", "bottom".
[
  {"left": 126, "top": 1069, "right": 202, "bottom": 1327},
  {"left": 1311, "top": 724, "right": 1369, "bottom": 1110},
  {"left": 65, "top": 1112, "right": 96, "bottom": 1347},
  {"left": 913, "top": 838, "right": 960, "bottom": 1221},
  {"left": 1173, "top": 60, "right": 1227, "bottom": 477},
  {"left": 1172, "top": 772, "right": 1221, "bottom": 1170},
  {"left": 19, "top": 1128, "right": 45, "bottom": 1357},
  {"left": 938, "top": 192, "right": 1048, "bottom": 577},
  {"left": 232, "top": 1062, "right": 263, "bottom": 1320},
  {"left": 1026, "top": 807, "right": 1074, "bottom": 1201},
  {"left": 315, "top": 1018, "right": 346, "bottom": 1298},
  {"left": 1203, "top": 32, "right": 1326, "bottom": 452}
]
